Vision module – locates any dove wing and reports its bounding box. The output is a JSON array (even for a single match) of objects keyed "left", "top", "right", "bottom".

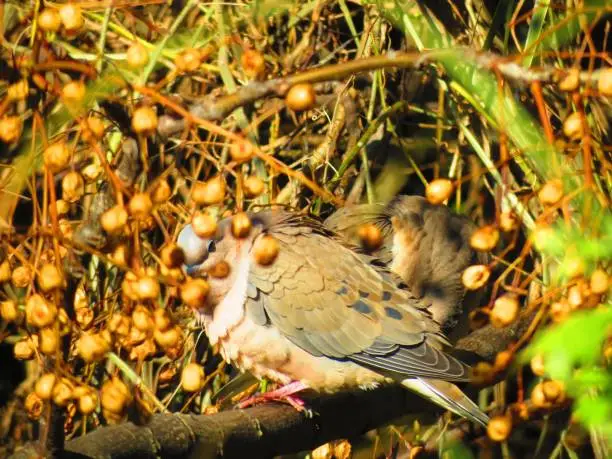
[{"left": 245, "top": 211, "right": 470, "bottom": 382}]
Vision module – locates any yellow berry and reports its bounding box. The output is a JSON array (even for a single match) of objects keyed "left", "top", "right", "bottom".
[
  {"left": 131, "top": 106, "right": 158, "bottom": 135},
  {"left": 425, "top": 179, "right": 453, "bottom": 205},
  {"left": 0, "top": 116, "right": 22, "bottom": 143},
  {"left": 180, "top": 279, "right": 210, "bottom": 309},
  {"left": 243, "top": 176, "right": 265, "bottom": 198},
  {"left": 285, "top": 83, "right": 316, "bottom": 111},
  {"left": 253, "top": 235, "right": 280, "bottom": 266},
  {"left": 231, "top": 212, "right": 252, "bottom": 238},
  {"left": 470, "top": 225, "right": 499, "bottom": 252},
  {"left": 126, "top": 42, "right": 149, "bottom": 68},
  {"left": 62, "top": 171, "right": 85, "bottom": 203},
  {"left": 462, "top": 265, "right": 491, "bottom": 290},
  {"left": 59, "top": 3, "right": 83, "bottom": 33},
  {"left": 487, "top": 415, "right": 512, "bottom": 442},
  {"left": 181, "top": 363, "right": 205, "bottom": 392},
  {"left": 44, "top": 142, "right": 71, "bottom": 172},
  {"left": 38, "top": 9, "right": 61, "bottom": 33}
]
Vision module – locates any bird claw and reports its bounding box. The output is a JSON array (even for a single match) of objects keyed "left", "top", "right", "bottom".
[{"left": 235, "top": 381, "right": 310, "bottom": 413}]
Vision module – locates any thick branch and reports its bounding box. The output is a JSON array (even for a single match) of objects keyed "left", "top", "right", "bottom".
[{"left": 9, "top": 312, "right": 536, "bottom": 459}]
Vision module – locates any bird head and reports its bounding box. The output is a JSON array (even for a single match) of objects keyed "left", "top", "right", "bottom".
[{"left": 176, "top": 213, "right": 266, "bottom": 308}]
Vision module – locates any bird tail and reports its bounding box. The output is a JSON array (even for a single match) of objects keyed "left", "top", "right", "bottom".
[{"left": 401, "top": 378, "right": 489, "bottom": 427}]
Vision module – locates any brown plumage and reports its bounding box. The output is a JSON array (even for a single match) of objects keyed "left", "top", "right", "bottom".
[
  {"left": 177, "top": 208, "right": 489, "bottom": 426},
  {"left": 325, "top": 196, "right": 489, "bottom": 341}
]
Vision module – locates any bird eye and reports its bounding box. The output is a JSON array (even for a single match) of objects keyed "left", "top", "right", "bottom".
[{"left": 207, "top": 240, "right": 216, "bottom": 253}]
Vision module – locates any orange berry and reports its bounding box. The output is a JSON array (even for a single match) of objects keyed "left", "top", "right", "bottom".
[
  {"left": 531, "top": 382, "right": 548, "bottom": 408},
  {"left": 135, "top": 276, "right": 160, "bottom": 301},
  {"left": 208, "top": 261, "right": 230, "bottom": 279},
  {"left": 43, "top": 142, "right": 71, "bottom": 172},
  {"left": 542, "top": 380, "right": 566, "bottom": 405},
  {"left": 39, "top": 326, "right": 60, "bottom": 355},
  {"left": 59, "top": 3, "right": 83, "bottom": 33},
  {"left": 490, "top": 294, "right": 520, "bottom": 328},
  {"left": 243, "top": 176, "right": 265, "bottom": 198},
  {"left": 487, "top": 415, "right": 512, "bottom": 442},
  {"left": 174, "top": 49, "right": 201, "bottom": 72},
  {"left": 77, "top": 333, "right": 110, "bottom": 362},
  {"left": 191, "top": 176, "right": 225, "bottom": 205},
  {"left": 132, "top": 305, "right": 154, "bottom": 332},
  {"left": 241, "top": 49, "right": 265, "bottom": 79},
  {"left": 109, "top": 313, "right": 131, "bottom": 337},
  {"left": 180, "top": 278, "right": 210, "bottom": 309},
  {"left": 538, "top": 179, "right": 563, "bottom": 206},
  {"left": 52, "top": 378, "right": 74, "bottom": 407},
  {"left": 1, "top": 299, "right": 19, "bottom": 322},
  {"left": 151, "top": 179, "right": 172, "bottom": 204},
  {"left": 558, "top": 68, "right": 580, "bottom": 92},
  {"left": 425, "top": 179, "right": 453, "bottom": 205},
  {"left": 253, "top": 235, "right": 280, "bottom": 266},
  {"left": 38, "top": 263, "right": 64, "bottom": 292},
  {"left": 12, "top": 265, "right": 32, "bottom": 288},
  {"left": 0, "top": 260, "right": 11, "bottom": 283},
  {"left": 109, "top": 244, "right": 129, "bottom": 268},
  {"left": 153, "top": 325, "right": 182, "bottom": 350},
  {"left": 131, "top": 106, "right": 158, "bottom": 135},
  {"left": 14, "top": 338, "right": 36, "bottom": 360},
  {"left": 598, "top": 68, "right": 612, "bottom": 97},
  {"left": 55, "top": 199, "right": 70, "bottom": 215},
  {"left": 285, "top": 83, "right": 316, "bottom": 111},
  {"left": 0, "top": 115, "right": 22, "bottom": 143},
  {"left": 231, "top": 212, "right": 252, "bottom": 238},
  {"left": 161, "top": 244, "right": 185, "bottom": 269},
  {"left": 25, "top": 392, "right": 44, "bottom": 420},
  {"left": 25, "top": 294, "right": 57, "bottom": 328},
  {"left": 229, "top": 140, "right": 255, "bottom": 163},
  {"left": 38, "top": 9, "right": 61, "bottom": 33},
  {"left": 181, "top": 363, "right": 205, "bottom": 392},
  {"left": 61, "top": 81, "right": 86, "bottom": 104},
  {"left": 83, "top": 115, "right": 105, "bottom": 141},
  {"left": 75, "top": 307, "right": 94, "bottom": 330},
  {"left": 100, "top": 377, "right": 131, "bottom": 415},
  {"left": 101, "top": 205, "right": 128, "bottom": 235},
  {"left": 494, "top": 350, "right": 513, "bottom": 371},
  {"left": 128, "top": 192, "right": 153, "bottom": 220},
  {"left": 77, "top": 389, "right": 98, "bottom": 415},
  {"left": 35, "top": 373, "right": 57, "bottom": 400},
  {"left": 62, "top": 171, "right": 85, "bottom": 203},
  {"left": 567, "top": 284, "right": 586, "bottom": 309},
  {"left": 563, "top": 112, "right": 583, "bottom": 140},
  {"left": 462, "top": 265, "right": 491, "bottom": 290},
  {"left": 191, "top": 212, "right": 218, "bottom": 238},
  {"left": 470, "top": 225, "right": 499, "bottom": 252},
  {"left": 153, "top": 308, "right": 172, "bottom": 332},
  {"left": 7, "top": 80, "right": 29, "bottom": 101},
  {"left": 357, "top": 223, "right": 384, "bottom": 251}
]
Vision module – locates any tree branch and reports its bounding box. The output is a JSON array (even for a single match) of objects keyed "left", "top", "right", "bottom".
[{"left": 9, "top": 311, "right": 538, "bottom": 459}]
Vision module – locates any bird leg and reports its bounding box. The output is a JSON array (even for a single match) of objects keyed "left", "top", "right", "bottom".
[{"left": 236, "top": 381, "right": 309, "bottom": 411}]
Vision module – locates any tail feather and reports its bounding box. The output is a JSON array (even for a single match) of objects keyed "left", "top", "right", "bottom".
[{"left": 401, "top": 378, "right": 489, "bottom": 427}]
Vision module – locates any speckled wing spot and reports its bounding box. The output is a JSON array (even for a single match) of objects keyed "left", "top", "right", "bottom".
[
  {"left": 385, "top": 307, "right": 402, "bottom": 320},
  {"left": 352, "top": 300, "right": 372, "bottom": 314}
]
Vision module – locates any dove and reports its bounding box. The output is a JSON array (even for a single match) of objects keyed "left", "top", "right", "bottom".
[
  {"left": 325, "top": 196, "right": 489, "bottom": 342},
  {"left": 177, "top": 209, "right": 489, "bottom": 426}
]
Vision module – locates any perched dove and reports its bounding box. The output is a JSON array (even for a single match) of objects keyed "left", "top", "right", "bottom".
[
  {"left": 325, "top": 196, "right": 488, "bottom": 342},
  {"left": 177, "top": 209, "right": 489, "bottom": 426}
]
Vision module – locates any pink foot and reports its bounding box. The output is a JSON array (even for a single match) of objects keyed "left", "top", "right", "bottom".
[{"left": 237, "top": 381, "right": 309, "bottom": 411}]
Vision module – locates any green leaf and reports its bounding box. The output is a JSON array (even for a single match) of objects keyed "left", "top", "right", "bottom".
[{"left": 521, "top": 309, "right": 612, "bottom": 381}]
